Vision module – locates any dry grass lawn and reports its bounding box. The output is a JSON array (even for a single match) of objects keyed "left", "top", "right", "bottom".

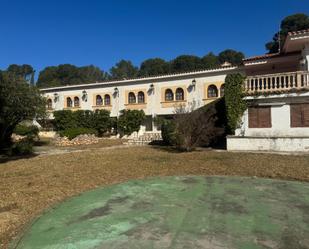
[{"left": 1, "top": 146, "right": 309, "bottom": 248}]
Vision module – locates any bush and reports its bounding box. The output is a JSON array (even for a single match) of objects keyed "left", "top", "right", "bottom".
[
  {"left": 93, "top": 109, "right": 113, "bottom": 136},
  {"left": 14, "top": 124, "right": 39, "bottom": 140},
  {"left": 53, "top": 110, "right": 113, "bottom": 137},
  {"left": 74, "top": 110, "right": 94, "bottom": 128},
  {"left": 59, "top": 127, "right": 97, "bottom": 140},
  {"left": 9, "top": 139, "right": 34, "bottom": 156},
  {"left": 161, "top": 99, "right": 227, "bottom": 151},
  {"left": 53, "top": 110, "right": 76, "bottom": 130},
  {"left": 161, "top": 119, "right": 177, "bottom": 145},
  {"left": 117, "top": 109, "right": 145, "bottom": 135}
]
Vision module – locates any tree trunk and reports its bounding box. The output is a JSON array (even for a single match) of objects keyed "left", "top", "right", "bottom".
[{"left": 0, "top": 125, "right": 14, "bottom": 151}]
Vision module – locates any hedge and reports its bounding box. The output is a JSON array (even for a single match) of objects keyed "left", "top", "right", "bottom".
[
  {"left": 53, "top": 109, "right": 114, "bottom": 136},
  {"left": 59, "top": 127, "right": 97, "bottom": 140}
]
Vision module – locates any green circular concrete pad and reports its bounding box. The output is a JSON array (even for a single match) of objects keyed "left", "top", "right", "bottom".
[{"left": 12, "top": 176, "right": 309, "bottom": 249}]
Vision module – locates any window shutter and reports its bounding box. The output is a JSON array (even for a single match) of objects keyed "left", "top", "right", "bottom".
[
  {"left": 248, "top": 107, "right": 258, "bottom": 128},
  {"left": 302, "top": 103, "right": 309, "bottom": 127},
  {"left": 290, "top": 104, "right": 302, "bottom": 127},
  {"left": 259, "top": 107, "right": 271, "bottom": 128}
]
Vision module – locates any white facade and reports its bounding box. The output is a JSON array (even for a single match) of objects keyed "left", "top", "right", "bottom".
[
  {"left": 42, "top": 67, "right": 237, "bottom": 132},
  {"left": 227, "top": 93, "right": 309, "bottom": 152},
  {"left": 236, "top": 93, "right": 309, "bottom": 137}
]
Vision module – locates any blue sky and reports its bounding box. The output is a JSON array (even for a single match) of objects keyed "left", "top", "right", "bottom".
[{"left": 0, "top": 0, "right": 308, "bottom": 75}]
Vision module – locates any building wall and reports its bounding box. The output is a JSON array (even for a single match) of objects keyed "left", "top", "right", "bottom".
[
  {"left": 227, "top": 136, "right": 309, "bottom": 152},
  {"left": 236, "top": 102, "right": 309, "bottom": 137},
  {"left": 43, "top": 70, "right": 232, "bottom": 119},
  {"left": 228, "top": 92, "right": 309, "bottom": 152}
]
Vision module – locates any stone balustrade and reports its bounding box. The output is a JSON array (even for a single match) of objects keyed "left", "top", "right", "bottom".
[{"left": 245, "top": 71, "right": 309, "bottom": 94}]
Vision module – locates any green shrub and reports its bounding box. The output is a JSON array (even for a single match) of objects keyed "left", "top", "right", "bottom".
[
  {"left": 93, "top": 109, "right": 113, "bottom": 136},
  {"left": 53, "top": 110, "right": 113, "bottom": 136},
  {"left": 9, "top": 139, "right": 34, "bottom": 156},
  {"left": 53, "top": 110, "right": 77, "bottom": 130},
  {"left": 161, "top": 119, "right": 177, "bottom": 145},
  {"left": 117, "top": 109, "right": 146, "bottom": 135},
  {"left": 14, "top": 124, "right": 39, "bottom": 139},
  {"left": 74, "top": 110, "right": 95, "bottom": 128},
  {"left": 59, "top": 127, "right": 97, "bottom": 140},
  {"left": 224, "top": 73, "right": 247, "bottom": 134}
]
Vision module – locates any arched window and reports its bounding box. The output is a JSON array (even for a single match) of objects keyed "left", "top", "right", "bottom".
[
  {"left": 165, "top": 89, "right": 174, "bottom": 101},
  {"left": 207, "top": 85, "right": 218, "bottom": 98},
  {"left": 74, "top": 96, "right": 80, "bottom": 107},
  {"left": 96, "top": 95, "right": 103, "bottom": 106},
  {"left": 175, "top": 88, "right": 184, "bottom": 101},
  {"left": 104, "top": 94, "right": 111, "bottom": 106},
  {"left": 220, "top": 84, "right": 225, "bottom": 97},
  {"left": 137, "top": 91, "right": 145, "bottom": 103},
  {"left": 66, "top": 97, "right": 72, "bottom": 108},
  {"left": 128, "top": 92, "right": 136, "bottom": 104},
  {"left": 47, "top": 99, "right": 52, "bottom": 109}
]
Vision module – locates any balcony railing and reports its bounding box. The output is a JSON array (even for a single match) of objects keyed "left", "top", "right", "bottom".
[{"left": 245, "top": 71, "right": 309, "bottom": 94}]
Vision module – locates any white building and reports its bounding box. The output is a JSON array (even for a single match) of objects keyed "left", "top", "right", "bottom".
[
  {"left": 42, "top": 67, "right": 236, "bottom": 134},
  {"left": 227, "top": 29, "right": 309, "bottom": 152},
  {"left": 41, "top": 29, "right": 309, "bottom": 151}
]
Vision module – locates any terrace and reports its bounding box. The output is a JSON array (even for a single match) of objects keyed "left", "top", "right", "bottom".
[{"left": 245, "top": 71, "right": 309, "bottom": 94}]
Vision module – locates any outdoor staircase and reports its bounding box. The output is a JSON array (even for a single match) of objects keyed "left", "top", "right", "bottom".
[{"left": 127, "top": 132, "right": 162, "bottom": 145}]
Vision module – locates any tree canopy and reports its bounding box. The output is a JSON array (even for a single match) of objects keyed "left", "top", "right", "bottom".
[
  {"left": 7, "top": 64, "right": 35, "bottom": 85},
  {"left": 37, "top": 64, "right": 109, "bottom": 88},
  {"left": 266, "top": 13, "right": 309, "bottom": 53},
  {"left": 110, "top": 60, "right": 138, "bottom": 80},
  {"left": 170, "top": 55, "right": 204, "bottom": 73},
  {"left": 202, "top": 53, "right": 220, "bottom": 69},
  {"left": 0, "top": 70, "right": 46, "bottom": 150},
  {"left": 218, "top": 50, "right": 245, "bottom": 66},
  {"left": 32, "top": 48, "right": 245, "bottom": 88},
  {"left": 139, "top": 58, "right": 170, "bottom": 77}
]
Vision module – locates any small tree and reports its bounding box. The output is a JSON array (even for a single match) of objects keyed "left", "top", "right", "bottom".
[
  {"left": 0, "top": 71, "right": 46, "bottom": 151},
  {"left": 117, "top": 109, "right": 145, "bottom": 135},
  {"left": 93, "top": 109, "right": 112, "bottom": 136},
  {"left": 224, "top": 73, "right": 247, "bottom": 134},
  {"left": 53, "top": 110, "right": 77, "bottom": 130},
  {"left": 161, "top": 99, "right": 227, "bottom": 151}
]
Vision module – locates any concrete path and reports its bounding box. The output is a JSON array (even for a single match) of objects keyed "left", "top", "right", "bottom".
[{"left": 11, "top": 176, "right": 309, "bottom": 249}]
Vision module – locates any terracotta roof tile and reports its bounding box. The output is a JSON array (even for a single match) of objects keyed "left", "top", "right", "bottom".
[
  {"left": 288, "top": 29, "right": 309, "bottom": 36},
  {"left": 243, "top": 53, "right": 280, "bottom": 62}
]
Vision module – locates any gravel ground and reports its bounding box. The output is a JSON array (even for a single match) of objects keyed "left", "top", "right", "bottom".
[{"left": 1, "top": 146, "right": 309, "bottom": 248}]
